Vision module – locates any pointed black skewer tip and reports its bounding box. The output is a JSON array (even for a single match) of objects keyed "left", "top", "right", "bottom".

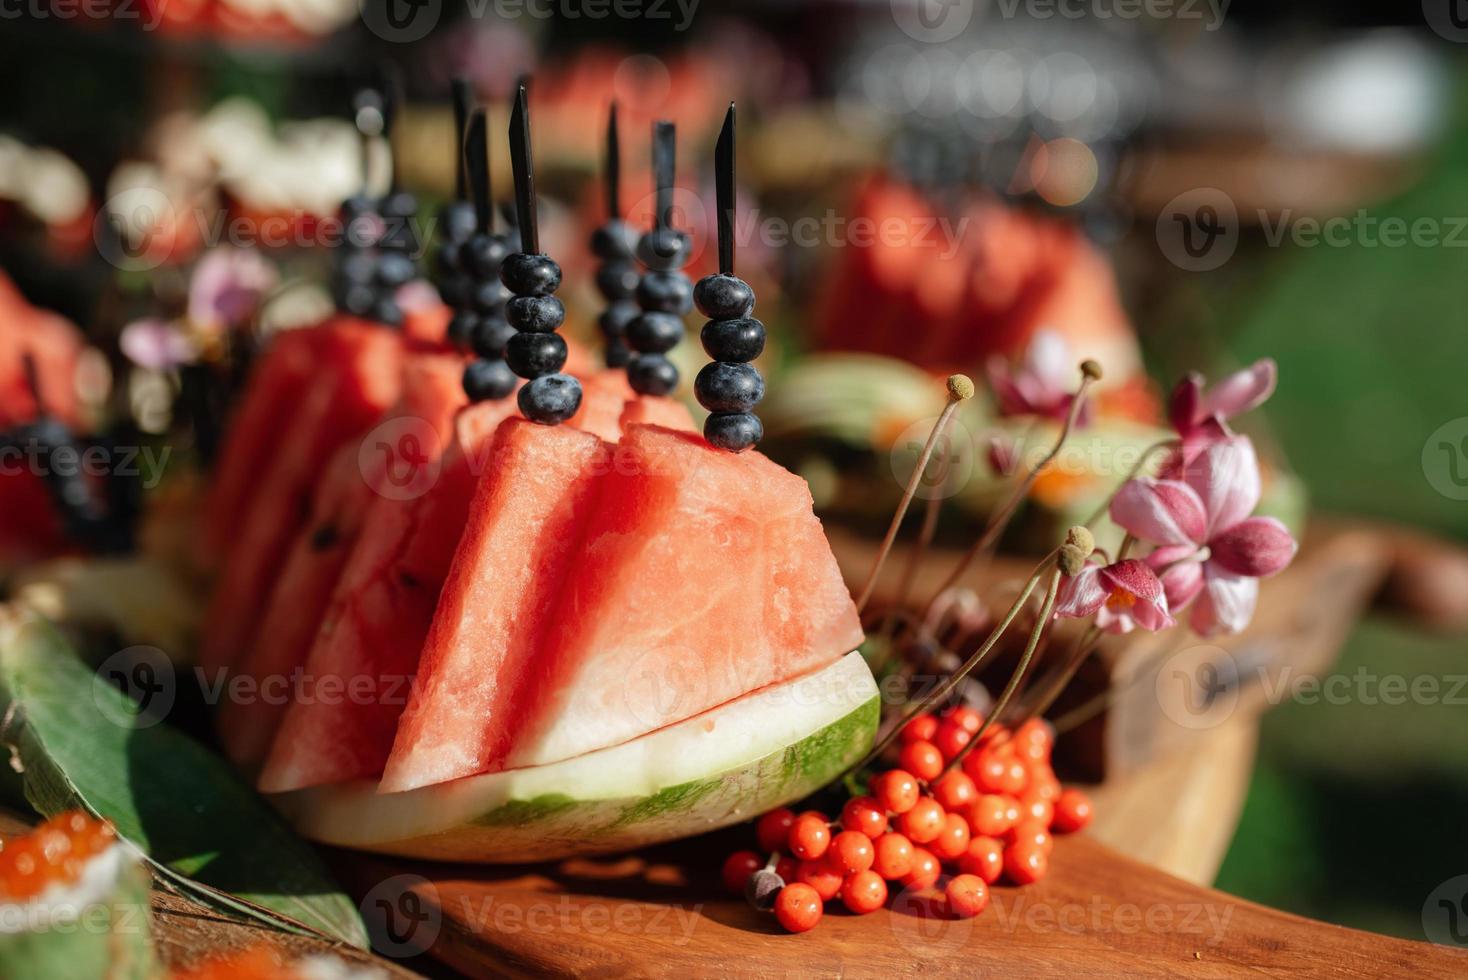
[
  {"left": 605, "top": 101, "right": 620, "bottom": 222},
  {"left": 509, "top": 83, "right": 539, "bottom": 254},
  {"left": 653, "top": 120, "right": 676, "bottom": 234},
  {"left": 466, "top": 108, "right": 492, "bottom": 234},
  {"left": 716, "top": 102, "right": 736, "bottom": 276},
  {"left": 451, "top": 78, "right": 473, "bottom": 200}
]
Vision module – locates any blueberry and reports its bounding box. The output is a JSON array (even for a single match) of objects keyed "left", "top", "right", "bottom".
[
  {"left": 519, "top": 373, "right": 582, "bottom": 424},
  {"left": 704, "top": 411, "right": 763, "bottom": 452},
  {"left": 694, "top": 274, "right": 755, "bottom": 319},
  {"left": 437, "top": 274, "right": 470, "bottom": 310},
  {"left": 627, "top": 354, "right": 679, "bottom": 397},
  {"left": 446, "top": 310, "right": 480, "bottom": 349},
  {"left": 590, "top": 220, "right": 637, "bottom": 260},
  {"left": 341, "top": 194, "right": 375, "bottom": 222},
  {"left": 463, "top": 358, "right": 517, "bottom": 402},
  {"left": 700, "top": 317, "right": 766, "bottom": 363},
  {"left": 605, "top": 338, "right": 632, "bottom": 368},
  {"left": 695, "top": 362, "right": 764, "bottom": 414},
  {"left": 500, "top": 252, "right": 562, "bottom": 296},
  {"left": 341, "top": 250, "right": 378, "bottom": 284},
  {"left": 377, "top": 251, "right": 417, "bottom": 288},
  {"left": 440, "top": 200, "right": 478, "bottom": 243},
  {"left": 506, "top": 295, "right": 566, "bottom": 333},
  {"left": 636, "top": 271, "right": 693, "bottom": 314},
  {"left": 340, "top": 282, "right": 377, "bottom": 317},
  {"left": 626, "top": 311, "right": 685, "bottom": 354},
  {"left": 462, "top": 233, "right": 511, "bottom": 279},
  {"left": 470, "top": 278, "right": 511, "bottom": 314},
  {"left": 371, "top": 295, "right": 403, "bottom": 328},
  {"left": 382, "top": 190, "right": 418, "bottom": 221},
  {"left": 435, "top": 241, "right": 462, "bottom": 277},
  {"left": 472, "top": 315, "right": 515, "bottom": 360},
  {"left": 506, "top": 331, "right": 568, "bottom": 378},
  {"left": 595, "top": 260, "right": 640, "bottom": 301},
  {"left": 378, "top": 216, "right": 418, "bottom": 254},
  {"left": 598, "top": 301, "right": 638, "bottom": 340},
  {"left": 635, "top": 228, "right": 690, "bottom": 272}
]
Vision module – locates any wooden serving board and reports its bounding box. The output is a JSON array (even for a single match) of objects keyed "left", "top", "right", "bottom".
[{"left": 327, "top": 833, "right": 1468, "bottom": 979}]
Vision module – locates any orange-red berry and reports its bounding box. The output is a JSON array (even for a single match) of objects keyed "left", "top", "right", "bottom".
[
  {"left": 931, "top": 812, "right": 971, "bottom": 861},
  {"left": 796, "top": 859, "right": 843, "bottom": 901},
  {"left": 900, "top": 714, "right": 939, "bottom": 744},
  {"left": 945, "top": 873, "right": 990, "bottom": 918},
  {"left": 897, "top": 797, "right": 946, "bottom": 844},
  {"left": 933, "top": 721, "right": 972, "bottom": 762},
  {"left": 898, "top": 740, "right": 944, "bottom": 782},
  {"left": 1023, "top": 797, "right": 1055, "bottom": 827},
  {"left": 774, "top": 882, "right": 823, "bottom": 933},
  {"left": 1052, "top": 789, "right": 1093, "bottom": 833},
  {"left": 1006, "top": 822, "right": 1053, "bottom": 852},
  {"left": 787, "top": 813, "right": 832, "bottom": 861},
  {"left": 1004, "top": 840, "right": 1049, "bottom": 885},
  {"left": 967, "top": 794, "right": 1021, "bottom": 837},
  {"left": 944, "top": 705, "right": 983, "bottom": 734},
  {"left": 840, "top": 870, "right": 888, "bottom": 915},
  {"left": 756, "top": 808, "right": 797, "bottom": 854},
  {"left": 872, "top": 833, "right": 915, "bottom": 880},
  {"left": 967, "top": 750, "right": 1008, "bottom": 793},
  {"left": 722, "top": 850, "right": 762, "bottom": 894},
  {"left": 998, "top": 757, "right": 1029, "bottom": 796},
  {"left": 958, "top": 836, "right": 1004, "bottom": 884},
  {"left": 841, "top": 796, "right": 889, "bottom": 838},
  {"left": 873, "top": 769, "right": 920, "bottom": 815},
  {"left": 933, "top": 771, "right": 977, "bottom": 811},
  {"left": 901, "top": 848, "right": 942, "bottom": 890},
  {"left": 828, "top": 831, "right": 875, "bottom": 876}
]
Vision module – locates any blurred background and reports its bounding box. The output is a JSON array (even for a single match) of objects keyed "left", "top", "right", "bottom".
[{"left": 2, "top": 0, "right": 1466, "bottom": 945}]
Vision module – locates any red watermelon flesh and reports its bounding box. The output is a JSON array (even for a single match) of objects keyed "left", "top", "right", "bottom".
[
  {"left": 254, "top": 396, "right": 541, "bottom": 794},
  {"left": 569, "top": 369, "right": 635, "bottom": 442},
  {"left": 200, "top": 322, "right": 402, "bottom": 674},
  {"left": 216, "top": 353, "right": 470, "bottom": 765},
  {"left": 618, "top": 395, "right": 695, "bottom": 432},
  {"left": 378, "top": 420, "right": 610, "bottom": 793},
  {"left": 498, "top": 424, "right": 864, "bottom": 772}
]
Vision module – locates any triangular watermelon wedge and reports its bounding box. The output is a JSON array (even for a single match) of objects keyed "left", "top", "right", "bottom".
[
  {"left": 505, "top": 424, "right": 863, "bottom": 773},
  {"left": 216, "top": 352, "right": 470, "bottom": 766},
  {"left": 200, "top": 322, "right": 402, "bottom": 673}
]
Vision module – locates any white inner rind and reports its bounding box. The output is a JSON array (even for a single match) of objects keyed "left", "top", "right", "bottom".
[
  {"left": 279, "top": 651, "right": 874, "bottom": 847},
  {"left": 0, "top": 842, "right": 129, "bottom": 935}
]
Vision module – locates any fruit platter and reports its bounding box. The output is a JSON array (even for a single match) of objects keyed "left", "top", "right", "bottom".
[{"left": 3, "top": 16, "right": 1468, "bottom": 977}]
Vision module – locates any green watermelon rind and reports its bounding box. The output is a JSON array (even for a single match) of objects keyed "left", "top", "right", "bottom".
[{"left": 276, "top": 652, "right": 878, "bottom": 862}]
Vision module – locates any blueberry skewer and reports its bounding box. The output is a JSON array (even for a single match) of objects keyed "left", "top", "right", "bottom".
[
  {"left": 694, "top": 103, "right": 764, "bottom": 452},
  {"left": 435, "top": 78, "right": 481, "bottom": 317},
  {"left": 502, "top": 83, "right": 581, "bottom": 424},
  {"left": 590, "top": 102, "right": 639, "bottom": 369},
  {"left": 459, "top": 108, "right": 517, "bottom": 402},
  {"left": 626, "top": 121, "right": 692, "bottom": 397}
]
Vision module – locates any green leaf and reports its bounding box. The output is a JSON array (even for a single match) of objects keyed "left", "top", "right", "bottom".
[{"left": 0, "top": 608, "right": 368, "bottom": 949}]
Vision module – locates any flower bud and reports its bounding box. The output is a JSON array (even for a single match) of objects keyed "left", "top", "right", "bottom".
[
  {"left": 1064, "top": 525, "right": 1095, "bottom": 556},
  {"left": 1081, "top": 360, "right": 1103, "bottom": 382},
  {"left": 745, "top": 868, "right": 785, "bottom": 911},
  {"left": 1058, "top": 544, "right": 1089, "bottom": 577}
]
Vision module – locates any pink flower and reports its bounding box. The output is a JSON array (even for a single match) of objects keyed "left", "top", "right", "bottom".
[
  {"left": 188, "top": 248, "right": 278, "bottom": 334},
  {"left": 1166, "top": 359, "right": 1276, "bottom": 470},
  {"left": 1055, "top": 557, "right": 1173, "bottom": 634},
  {"left": 1110, "top": 435, "right": 1298, "bottom": 636},
  {"left": 120, "top": 318, "right": 196, "bottom": 370},
  {"left": 986, "top": 329, "right": 1092, "bottom": 425}
]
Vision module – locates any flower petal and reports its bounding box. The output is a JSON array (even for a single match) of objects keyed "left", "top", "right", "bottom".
[
  {"left": 986, "top": 354, "right": 1034, "bottom": 417},
  {"left": 120, "top": 319, "right": 195, "bottom": 370},
  {"left": 1110, "top": 478, "right": 1208, "bottom": 547},
  {"left": 1024, "top": 328, "right": 1075, "bottom": 397},
  {"left": 1200, "top": 358, "right": 1277, "bottom": 422},
  {"left": 1209, "top": 516, "right": 1297, "bottom": 578},
  {"left": 188, "top": 248, "right": 278, "bottom": 332},
  {"left": 1183, "top": 435, "right": 1261, "bottom": 537},
  {"left": 1099, "top": 558, "right": 1164, "bottom": 602},
  {"left": 1190, "top": 565, "right": 1259, "bottom": 636},
  {"left": 1169, "top": 372, "right": 1204, "bottom": 435},
  {"left": 1054, "top": 562, "right": 1106, "bottom": 619}
]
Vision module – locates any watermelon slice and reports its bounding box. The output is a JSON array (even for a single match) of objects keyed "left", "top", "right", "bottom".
[
  {"left": 618, "top": 394, "right": 695, "bottom": 432},
  {"left": 280, "top": 651, "right": 877, "bottom": 861},
  {"left": 568, "top": 368, "right": 635, "bottom": 442},
  {"left": 216, "top": 352, "right": 469, "bottom": 766},
  {"left": 378, "top": 420, "right": 610, "bottom": 792},
  {"left": 497, "top": 424, "right": 862, "bottom": 772},
  {"left": 200, "top": 322, "right": 402, "bottom": 673}
]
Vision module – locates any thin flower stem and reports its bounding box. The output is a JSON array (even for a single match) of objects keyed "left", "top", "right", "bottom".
[
  {"left": 1048, "top": 632, "right": 1193, "bottom": 734},
  {"left": 1008, "top": 623, "right": 1103, "bottom": 727},
  {"left": 1082, "top": 438, "right": 1178, "bottom": 529},
  {"left": 850, "top": 553, "right": 1056, "bottom": 776},
  {"left": 855, "top": 385, "right": 968, "bottom": 615},
  {"left": 944, "top": 566, "right": 1064, "bottom": 775},
  {"left": 924, "top": 372, "right": 1096, "bottom": 607}
]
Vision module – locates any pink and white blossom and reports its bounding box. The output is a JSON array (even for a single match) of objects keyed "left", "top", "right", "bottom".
[
  {"left": 1055, "top": 557, "right": 1173, "bottom": 634},
  {"left": 1166, "top": 359, "right": 1276, "bottom": 469},
  {"left": 986, "top": 329, "right": 1092, "bottom": 425}
]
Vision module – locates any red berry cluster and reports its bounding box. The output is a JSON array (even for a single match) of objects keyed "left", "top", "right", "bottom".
[{"left": 722, "top": 708, "right": 1093, "bottom": 933}]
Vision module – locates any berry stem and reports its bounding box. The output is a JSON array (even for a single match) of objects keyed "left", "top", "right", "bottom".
[
  {"left": 849, "top": 550, "right": 1056, "bottom": 775},
  {"left": 854, "top": 375, "right": 973, "bottom": 615},
  {"left": 942, "top": 565, "right": 1063, "bottom": 776},
  {"left": 922, "top": 366, "right": 1098, "bottom": 610}
]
